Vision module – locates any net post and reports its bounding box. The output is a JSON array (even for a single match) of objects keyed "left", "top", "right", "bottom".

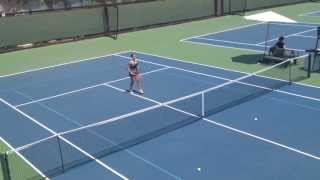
[
  {"left": 214, "top": 0, "right": 218, "bottom": 16},
  {"left": 264, "top": 22, "right": 271, "bottom": 56},
  {"left": 308, "top": 53, "right": 312, "bottom": 78},
  {"left": 289, "top": 59, "right": 292, "bottom": 83},
  {"left": 201, "top": 92, "right": 205, "bottom": 117},
  {"left": 220, "top": 0, "right": 224, "bottom": 16},
  {"left": 115, "top": 4, "right": 119, "bottom": 40},
  {"left": 0, "top": 152, "right": 11, "bottom": 180},
  {"left": 56, "top": 136, "right": 65, "bottom": 173},
  {"left": 111, "top": 4, "right": 119, "bottom": 40},
  {"left": 104, "top": 5, "right": 110, "bottom": 35},
  {"left": 104, "top": 4, "right": 119, "bottom": 40},
  {"left": 243, "top": 0, "right": 247, "bottom": 15}
]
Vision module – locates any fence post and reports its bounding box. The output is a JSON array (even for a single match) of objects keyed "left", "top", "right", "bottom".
[
  {"left": 0, "top": 152, "right": 11, "bottom": 180},
  {"left": 308, "top": 53, "right": 312, "bottom": 78}
]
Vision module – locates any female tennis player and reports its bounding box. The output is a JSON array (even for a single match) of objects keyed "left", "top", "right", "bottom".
[{"left": 127, "top": 53, "right": 144, "bottom": 94}]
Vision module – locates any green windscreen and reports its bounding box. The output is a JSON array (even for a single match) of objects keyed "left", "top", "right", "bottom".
[
  {"left": 0, "top": 8, "right": 106, "bottom": 47},
  {"left": 117, "top": 0, "right": 216, "bottom": 30}
]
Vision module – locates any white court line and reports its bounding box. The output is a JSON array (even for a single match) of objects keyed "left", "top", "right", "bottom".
[
  {"left": 15, "top": 51, "right": 317, "bottom": 176},
  {"left": 0, "top": 51, "right": 159, "bottom": 80},
  {"left": 268, "top": 22, "right": 318, "bottom": 28},
  {"left": 182, "top": 40, "right": 265, "bottom": 53},
  {"left": 300, "top": 10, "right": 320, "bottom": 17},
  {"left": 16, "top": 84, "right": 105, "bottom": 107},
  {"left": 181, "top": 36, "right": 320, "bottom": 90},
  {"left": 16, "top": 67, "right": 169, "bottom": 107},
  {"left": 75, "top": 83, "right": 320, "bottom": 162},
  {"left": 3, "top": 48, "right": 319, "bottom": 106},
  {"left": 18, "top": 52, "right": 242, "bottom": 108},
  {"left": 181, "top": 21, "right": 317, "bottom": 43},
  {"left": 274, "top": 21, "right": 320, "bottom": 27},
  {"left": 181, "top": 21, "right": 318, "bottom": 43},
  {"left": 104, "top": 84, "right": 160, "bottom": 105},
  {"left": 180, "top": 22, "right": 266, "bottom": 41},
  {"left": 13, "top": 90, "right": 182, "bottom": 180},
  {"left": 0, "top": 22, "right": 315, "bottom": 92},
  {"left": 116, "top": 54, "right": 320, "bottom": 103},
  {"left": 188, "top": 36, "right": 306, "bottom": 53},
  {"left": 106, "top": 85, "right": 320, "bottom": 161},
  {"left": 193, "top": 37, "right": 265, "bottom": 47},
  {"left": 13, "top": 135, "right": 57, "bottom": 152},
  {"left": 181, "top": 21, "right": 318, "bottom": 64},
  {"left": 0, "top": 50, "right": 131, "bottom": 78},
  {"left": 202, "top": 118, "right": 320, "bottom": 160},
  {"left": 132, "top": 50, "right": 250, "bottom": 75},
  {"left": 268, "top": 94, "right": 320, "bottom": 112},
  {"left": 167, "top": 103, "right": 320, "bottom": 161},
  {"left": 0, "top": 137, "right": 49, "bottom": 179},
  {"left": 61, "top": 103, "right": 163, "bottom": 135},
  {"left": 8, "top": 51, "right": 320, "bottom": 108},
  {"left": 0, "top": 98, "right": 129, "bottom": 180},
  {"left": 17, "top": 51, "right": 319, "bottom": 109},
  {"left": 180, "top": 22, "right": 316, "bottom": 42},
  {"left": 293, "top": 34, "right": 317, "bottom": 39},
  {"left": 115, "top": 54, "right": 230, "bottom": 82},
  {"left": 15, "top": 75, "right": 319, "bottom": 172},
  {"left": 132, "top": 50, "right": 320, "bottom": 90},
  {"left": 256, "top": 28, "right": 316, "bottom": 45},
  {"left": 184, "top": 30, "right": 306, "bottom": 53}
]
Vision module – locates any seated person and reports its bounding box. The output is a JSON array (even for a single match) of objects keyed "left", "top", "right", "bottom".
[
  {"left": 264, "top": 36, "right": 298, "bottom": 64},
  {"left": 275, "top": 36, "right": 285, "bottom": 49},
  {"left": 269, "top": 36, "right": 286, "bottom": 57}
]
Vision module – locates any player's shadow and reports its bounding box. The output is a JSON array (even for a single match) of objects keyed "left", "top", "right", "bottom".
[{"left": 231, "top": 54, "right": 265, "bottom": 64}]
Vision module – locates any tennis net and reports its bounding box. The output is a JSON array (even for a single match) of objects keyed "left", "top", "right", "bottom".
[{"left": 0, "top": 54, "right": 310, "bottom": 180}]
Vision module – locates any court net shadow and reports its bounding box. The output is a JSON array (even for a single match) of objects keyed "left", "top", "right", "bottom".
[{"left": 232, "top": 54, "right": 265, "bottom": 64}]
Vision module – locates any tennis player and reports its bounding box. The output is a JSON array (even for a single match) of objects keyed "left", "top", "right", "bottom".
[{"left": 127, "top": 53, "right": 144, "bottom": 94}]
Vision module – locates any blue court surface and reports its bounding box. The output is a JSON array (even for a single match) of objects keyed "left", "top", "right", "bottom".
[
  {"left": 1, "top": 51, "right": 320, "bottom": 180},
  {"left": 301, "top": 10, "right": 320, "bottom": 17},
  {"left": 182, "top": 22, "right": 319, "bottom": 53}
]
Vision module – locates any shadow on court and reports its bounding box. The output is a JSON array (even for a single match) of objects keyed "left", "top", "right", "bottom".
[{"left": 231, "top": 54, "right": 265, "bottom": 64}]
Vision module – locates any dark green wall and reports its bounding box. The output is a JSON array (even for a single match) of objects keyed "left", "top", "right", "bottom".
[
  {"left": 0, "top": 8, "right": 106, "bottom": 47},
  {"left": 116, "top": 0, "right": 215, "bottom": 30}
]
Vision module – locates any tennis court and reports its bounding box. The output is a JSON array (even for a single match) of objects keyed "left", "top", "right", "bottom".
[
  {"left": 1, "top": 51, "right": 320, "bottom": 180},
  {"left": 2, "top": 1, "right": 320, "bottom": 180},
  {"left": 182, "top": 22, "right": 319, "bottom": 53}
]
